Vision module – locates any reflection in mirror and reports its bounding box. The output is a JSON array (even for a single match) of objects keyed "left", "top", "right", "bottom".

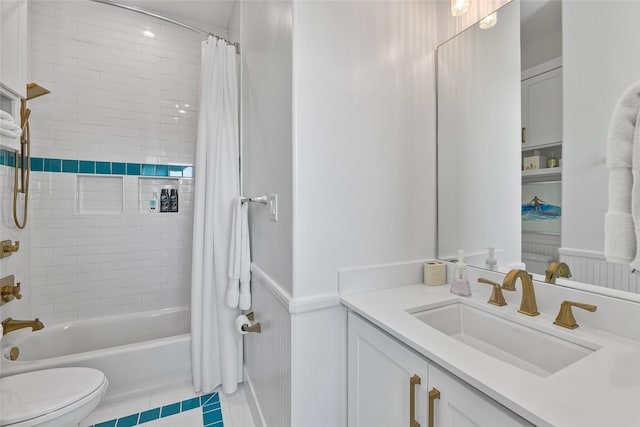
[
  {"left": 437, "top": 0, "right": 521, "bottom": 269},
  {"left": 437, "top": 0, "right": 640, "bottom": 298}
]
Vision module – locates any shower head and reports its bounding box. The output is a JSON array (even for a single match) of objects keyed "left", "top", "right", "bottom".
[{"left": 25, "top": 83, "right": 50, "bottom": 101}]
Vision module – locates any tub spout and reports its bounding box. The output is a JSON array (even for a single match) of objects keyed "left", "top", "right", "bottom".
[{"left": 1, "top": 317, "right": 44, "bottom": 335}]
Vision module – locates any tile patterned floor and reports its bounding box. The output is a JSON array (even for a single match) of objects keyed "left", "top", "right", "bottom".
[{"left": 80, "top": 384, "right": 255, "bottom": 427}]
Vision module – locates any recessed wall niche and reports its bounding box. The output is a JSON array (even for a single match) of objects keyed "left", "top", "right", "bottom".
[{"left": 75, "top": 175, "right": 124, "bottom": 214}]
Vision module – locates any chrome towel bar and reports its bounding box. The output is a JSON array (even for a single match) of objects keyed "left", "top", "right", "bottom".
[{"left": 240, "top": 196, "right": 267, "bottom": 204}]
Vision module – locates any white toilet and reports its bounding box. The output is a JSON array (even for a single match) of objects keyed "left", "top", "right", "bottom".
[{"left": 0, "top": 367, "right": 108, "bottom": 427}]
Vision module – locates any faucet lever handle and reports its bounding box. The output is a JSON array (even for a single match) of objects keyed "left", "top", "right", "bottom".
[
  {"left": 553, "top": 300, "right": 597, "bottom": 329},
  {"left": 477, "top": 278, "right": 507, "bottom": 306}
]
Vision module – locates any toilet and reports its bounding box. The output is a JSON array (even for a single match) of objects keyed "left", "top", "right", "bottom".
[{"left": 0, "top": 367, "right": 108, "bottom": 427}]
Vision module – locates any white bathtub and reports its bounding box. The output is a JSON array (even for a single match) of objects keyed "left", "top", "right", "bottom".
[{"left": 0, "top": 307, "right": 192, "bottom": 404}]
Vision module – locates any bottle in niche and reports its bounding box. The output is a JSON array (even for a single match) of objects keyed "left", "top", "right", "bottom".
[
  {"left": 547, "top": 152, "right": 559, "bottom": 168},
  {"left": 169, "top": 189, "right": 178, "bottom": 212},
  {"left": 160, "top": 188, "right": 170, "bottom": 212},
  {"left": 149, "top": 192, "right": 158, "bottom": 213}
]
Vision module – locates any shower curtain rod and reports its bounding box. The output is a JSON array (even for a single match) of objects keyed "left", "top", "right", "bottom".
[{"left": 88, "top": 0, "right": 240, "bottom": 53}]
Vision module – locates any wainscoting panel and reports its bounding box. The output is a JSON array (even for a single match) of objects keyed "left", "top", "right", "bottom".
[
  {"left": 244, "top": 266, "right": 291, "bottom": 427},
  {"left": 559, "top": 248, "right": 640, "bottom": 294}
]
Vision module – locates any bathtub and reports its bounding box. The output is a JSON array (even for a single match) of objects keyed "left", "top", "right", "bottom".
[{"left": 0, "top": 306, "right": 192, "bottom": 404}]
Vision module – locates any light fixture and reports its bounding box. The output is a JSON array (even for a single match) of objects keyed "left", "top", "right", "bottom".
[
  {"left": 178, "top": 109, "right": 186, "bottom": 114},
  {"left": 451, "top": 0, "right": 470, "bottom": 17},
  {"left": 142, "top": 30, "right": 155, "bottom": 38},
  {"left": 479, "top": 12, "right": 498, "bottom": 29}
]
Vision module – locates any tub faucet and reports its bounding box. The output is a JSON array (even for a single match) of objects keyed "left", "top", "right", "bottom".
[
  {"left": 502, "top": 269, "right": 539, "bottom": 316},
  {"left": 1, "top": 317, "right": 44, "bottom": 335},
  {"left": 545, "top": 261, "right": 572, "bottom": 284}
]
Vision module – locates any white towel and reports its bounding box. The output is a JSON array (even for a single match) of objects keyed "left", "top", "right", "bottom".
[
  {"left": 0, "top": 110, "right": 15, "bottom": 122},
  {"left": 0, "top": 127, "right": 21, "bottom": 139},
  {"left": 226, "top": 197, "right": 251, "bottom": 309},
  {"left": 605, "top": 80, "right": 640, "bottom": 268},
  {"left": 0, "top": 111, "right": 21, "bottom": 139}
]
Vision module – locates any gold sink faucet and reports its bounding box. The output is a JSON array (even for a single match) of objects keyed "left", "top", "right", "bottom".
[
  {"left": 477, "top": 278, "right": 507, "bottom": 306},
  {"left": 545, "top": 261, "right": 572, "bottom": 284},
  {"left": 1, "top": 318, "right": 44, "bottom": 335},
  {"left": 502, "top": 269, "right": 539, "bottom": 316},
  {"left": 554, "top": 301, "right": 597, "bottom": 329}
]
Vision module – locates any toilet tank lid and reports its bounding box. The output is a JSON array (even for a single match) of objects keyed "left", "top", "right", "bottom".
[{"left": 0, "top": 367, "right": 106, "bottom": 425}]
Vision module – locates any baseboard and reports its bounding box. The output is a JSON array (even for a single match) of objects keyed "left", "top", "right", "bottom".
[{"left": 243, "top": 368, "right": 267, "bottom": 427}]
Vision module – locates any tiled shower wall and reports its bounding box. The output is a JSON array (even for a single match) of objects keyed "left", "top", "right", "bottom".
[
  {"left": 0, "top": 159, "right": 32, "bottom": 322},
  {"left": 24, "top": 0, "right": 204, "bottom": 322}
]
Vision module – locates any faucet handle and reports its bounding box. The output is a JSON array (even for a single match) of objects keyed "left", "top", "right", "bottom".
[
  {"left": 553, "top": 300, "right": 597, "bottom": 329},
  {"left": 477, "top": 278, "right": 507, "bottom": 306}
]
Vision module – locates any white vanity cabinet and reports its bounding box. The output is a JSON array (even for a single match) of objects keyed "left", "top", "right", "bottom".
[
  {"left": 348, "top": 312, "right": 532, "bottom": 427},
  {"left": 0, "top": 0, "right": 28, "bottom": 99}
]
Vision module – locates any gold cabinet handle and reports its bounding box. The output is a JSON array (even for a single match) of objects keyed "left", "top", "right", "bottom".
[
  {"left": 428, "top": 387, "right": 440, "bottom": 427},
  {"left": 477, "top": 278, "right": 507, "bottom": 306},
  {"left": 521, "top": 127, "right": 526, "bottom": 143},
  {"left": 409, "top": 374, "right": 421, "bottom": 427},
  {"left": 553, "top": 300, "right": 597, "bottom": 329}
]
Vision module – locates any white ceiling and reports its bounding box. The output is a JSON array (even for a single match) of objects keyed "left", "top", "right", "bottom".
[{"left": 115, "top": 0, "right": 235, "bottom": 34}]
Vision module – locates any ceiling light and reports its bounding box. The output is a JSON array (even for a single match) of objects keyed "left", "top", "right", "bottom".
[
  {"left": 479, "top": 12, "right": 498, "bottom": 29},
  {"left": 142, "top": 30, "right": 155, "bottom": 38},
  {"left": 451, "top": 0, "right": 469, "bottom": 16},
  {"left": 178, "top": 109, "right": 186, "bottom": 114}
]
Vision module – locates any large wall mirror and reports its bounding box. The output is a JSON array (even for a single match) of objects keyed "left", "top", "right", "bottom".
[{"left": 437, "top": 0, "right": 640, "bottom": 299}]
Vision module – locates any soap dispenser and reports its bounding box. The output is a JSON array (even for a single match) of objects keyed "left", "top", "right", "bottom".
[
  {"left": 485, "top": 247, "right": 497, "bottom": 271},
  {"left": 450, "top": 250, "right": 471, "bottom": 296}
]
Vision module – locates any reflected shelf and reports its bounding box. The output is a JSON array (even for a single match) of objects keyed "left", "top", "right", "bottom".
[{"left": 522, "top": 167, "right": 562, "bottom": 182}]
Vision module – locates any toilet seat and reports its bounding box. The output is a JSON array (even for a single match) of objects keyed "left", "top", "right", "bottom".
[{"left": 0, "top": 367, "right": 108, "bottom": 426}]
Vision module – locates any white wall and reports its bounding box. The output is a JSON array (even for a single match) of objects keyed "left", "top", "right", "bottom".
[
  {"left": 290, "top": 2, "right": 437, "bottom": 425},
  {"left": 292, "top": 0, "right": 437, "bottom": 300},
  {"left": 25, "top": 0, "right": 201, "bottom": 322},
  {"left": 230, "top": 1, "right": 294, "bottom": 426},
  {"left": 521, "top": 29, "right": 561, "bottom": 70},
  {"left": 238, "top": 0, "right": 293, "bottom": 296},
  {"left": 562, "top": 1, "right": 640, "bottom": 254}
]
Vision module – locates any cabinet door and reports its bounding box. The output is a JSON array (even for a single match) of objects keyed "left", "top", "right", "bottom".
[
  {"left": 428, "top": 364, "right": 533, "bottom": 427},
  {"left": 0, "top": 0, "right": 27, "bottom": 98},
  {"left": 521, "top": 67, "right": 562, "bottom": 149},
  {"left": 348, "top": 312, "right": 428, "bottom": 427}
]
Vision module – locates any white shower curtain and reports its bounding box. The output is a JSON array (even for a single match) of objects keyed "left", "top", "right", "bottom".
[{"left": 191, "top": 36, "right": 242, "bottom": 394}]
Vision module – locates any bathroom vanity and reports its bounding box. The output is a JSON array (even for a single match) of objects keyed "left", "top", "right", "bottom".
[{"left": 342, "top": 268, "right": 640, "bottom": 427}]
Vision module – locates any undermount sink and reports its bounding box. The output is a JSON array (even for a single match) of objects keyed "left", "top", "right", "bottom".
[{"left": 411, "top": 301, "right": 599, "bottom": 377}]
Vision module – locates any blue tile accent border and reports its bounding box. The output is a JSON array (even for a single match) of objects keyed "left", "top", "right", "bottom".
[
  {"left": 0, "top": 150, "right": 193, "bottom": 178},
  {"left": 87, "top": 392, "right": 223, "bottom": 427}
]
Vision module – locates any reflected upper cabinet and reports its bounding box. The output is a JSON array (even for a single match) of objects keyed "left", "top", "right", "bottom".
[
  {"left": 521, "top": 64, "right": 562, "bottom": 150},
  {"left": 0, "top": 0, "right": 27, "bottom": 99}
]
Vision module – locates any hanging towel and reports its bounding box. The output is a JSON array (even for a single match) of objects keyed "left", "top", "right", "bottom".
[
  {"left": 226, "top": 197, "right": 251, "bottom": 309},
  {"left": 605, "top": 80, "right": 640, "bottom": 269},
  {"left": 0, "top": 111, "right": 21, "bottom": 139}
]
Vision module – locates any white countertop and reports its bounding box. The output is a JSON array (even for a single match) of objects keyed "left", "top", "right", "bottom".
[{"left": 341, "top": 283, "right": 640, "bottom": 427}]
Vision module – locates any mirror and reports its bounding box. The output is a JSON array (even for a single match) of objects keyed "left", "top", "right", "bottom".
[{"left": 437, "top": 0, "right": 640, "bottom": 297}]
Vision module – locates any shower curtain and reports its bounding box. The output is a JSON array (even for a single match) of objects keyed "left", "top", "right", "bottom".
[{"left": 191, "top": 36, "right": 242, "bottom": 394}]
